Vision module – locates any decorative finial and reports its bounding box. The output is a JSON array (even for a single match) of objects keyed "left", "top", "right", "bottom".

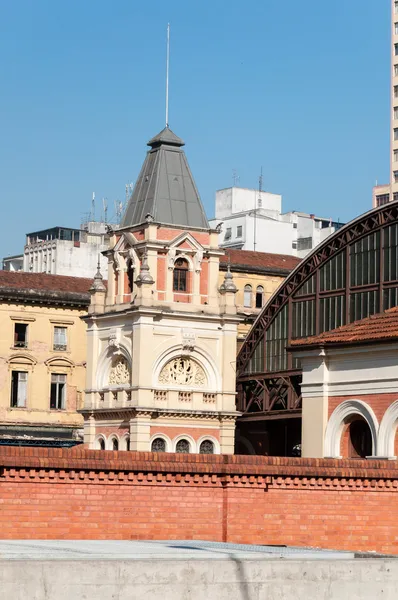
[
  {"left": 135, "top": 250, "right": 154, "bottom": 284},
  {"left": 89, "top": 255, "right": 106, "bottom": 293},
  {"left": 219, "top": 263, "right": 237, "bottom": 293}
]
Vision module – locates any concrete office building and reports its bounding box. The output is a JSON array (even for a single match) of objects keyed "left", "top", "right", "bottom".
[
  {"left": 210, "top": 186, "right": 342, "bottom": 259},
  {"left": 3, "top": 221, "right": 109, "bottom": 279},
  {"left": 373, "top": 0, "right": 398, "bottom": 207}
]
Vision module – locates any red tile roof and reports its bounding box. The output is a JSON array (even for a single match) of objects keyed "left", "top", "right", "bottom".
[
  {"left": 220, "top": 249, "right": 300, "bottom": 274},
  {"left": 291, "top": 307, "right": 398, "bottom": 348},
  {"left": 0, "top": 270, "right": 94, "bottom": 306}
]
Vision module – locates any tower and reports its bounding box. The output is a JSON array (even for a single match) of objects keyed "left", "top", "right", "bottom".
[
  {"left": 81, "top": 128, "right": 240, "bottom": 455},
  {"left": 392, "top": 1, "right": 398, "bottom": 199}
]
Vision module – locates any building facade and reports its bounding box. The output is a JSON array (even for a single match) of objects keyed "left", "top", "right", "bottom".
[
  {"left": 3, "top": 221, "right": 110, "bottom": 279},
  {"left": 235, "top": 200, "right": 398, "bottom": 457},
  {"left": 292, "top": 307, "right": 398, "bottom": 460},
  {"left": 210, "top": 186, "right": 342, "bottom": 258},
  {"left": 219, "top": 249, "right": 300, "bottom": 348},
  {"left": 0, "top": 271, "right": 90, "bottom": 446},
  {"left": 372, "top": 1, "right": 398, "bottom": 206},
  {"left": 82, "top": 127, "right": 240, "bottom": 454}
]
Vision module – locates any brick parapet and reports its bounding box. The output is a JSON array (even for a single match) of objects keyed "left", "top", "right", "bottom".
[
  {"left": 1, "top": 447, "right": 398, "bottom": 487},
  {"left": 1, "top": 447, "right": 398, "bottom": 552}
]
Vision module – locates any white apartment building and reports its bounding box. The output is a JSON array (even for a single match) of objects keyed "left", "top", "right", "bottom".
[
  {"left": 210, "top": 187, "right": 342, "bottom": 259},
  {"left": 2, "top": 221, "right": 109, "bottom": 279},
  {"left": 373, "top": 0, "right": 398, "bottom": 207}
]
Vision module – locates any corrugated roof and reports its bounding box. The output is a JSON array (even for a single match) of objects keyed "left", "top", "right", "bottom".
[
  {"left": 290, "top": 307, "right": 398, "bottom": 348},
  {"left": 121, "top": 127, "right": 209, "bottom": 230},
  {"left": 220, "top": 249, "right": 301, "bottom": 273}
]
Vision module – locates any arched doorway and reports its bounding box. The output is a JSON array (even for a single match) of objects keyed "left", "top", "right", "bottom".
[{"left": 342, "top": 417, "right": 372, "bottom": 459}]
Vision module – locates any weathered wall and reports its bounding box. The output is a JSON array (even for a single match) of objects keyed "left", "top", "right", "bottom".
[
  {"left": 1, "top": 447, "right": 398, "bottom": 554},
  {"left": 0, "top": 302, "right": 86, "bottom": 431}
]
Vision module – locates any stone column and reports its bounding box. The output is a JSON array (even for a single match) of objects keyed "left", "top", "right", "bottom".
[
  {"left": 219, "top": 417, "right": 236, "bottom": 455},
  {"left": 129, "top": 412, "right": 151, "bottom": 451},
  {"left": 84, "top": 413, "right": 96, "bottom": 449}
]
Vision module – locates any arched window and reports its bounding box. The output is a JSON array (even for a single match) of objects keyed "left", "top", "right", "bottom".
[
  {"left": 98, "top": 438, "right": 105, "bottom": 451},
  {"left": 347, "top": 419, "right": 372, "bottom": 459},
  {"left": 255, "top": 286, "right": 264, "bottom": 309},
  {"left": 175, "top": 439, "right": 190, "bottom": 453},
  {"left": 112, "top": 438, "right": 119, "bottom": 451},
  {"left": 151, "top": 437, "right": 166, "bottom": 452},
  {"left": 125, "top": 437, "right": 130, "bottom": 451},
  {"left": 199, "top": 440, "right": 214, "bottom": 454},
  {"left": 244, "top": 285, "right": 252, "bottom": 308},
  {"left": 173, "top": 258, "right": 189, "bottom": 292},
  {"left": 127, "top": 261, "right": 134, "bottom": 293}
]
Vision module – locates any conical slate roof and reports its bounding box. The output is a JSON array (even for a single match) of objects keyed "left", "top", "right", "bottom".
[{"left": 120, "top": 127, "right": 209, "bottom": 229}]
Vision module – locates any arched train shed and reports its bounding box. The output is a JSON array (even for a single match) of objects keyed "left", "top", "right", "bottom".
[{"left": 236, "top": 201, "right": 398, "bottom": 456}]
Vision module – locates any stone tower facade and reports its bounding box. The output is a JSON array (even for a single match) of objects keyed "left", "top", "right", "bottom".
[{"left": 81, "top": 128, "right": 240, "bottom": 454}]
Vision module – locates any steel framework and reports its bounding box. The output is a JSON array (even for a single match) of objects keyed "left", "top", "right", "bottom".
[{"left": 236, "top": 201, "right": 398, "bottom": 421}]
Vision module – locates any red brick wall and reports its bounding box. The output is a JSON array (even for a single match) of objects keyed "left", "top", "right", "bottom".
[
  {"left": 328, "top": 393, "right": 398, "bottom": 422},
  {"left": 1, "top": 447, "right": 398, "bottom": 553}
]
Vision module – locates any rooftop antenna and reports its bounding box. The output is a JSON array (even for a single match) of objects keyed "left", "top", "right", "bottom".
[
  {"left": 115, "top": 200, "right": 124, "bottom": 224},
  {"left": 165, "top": 23, "right": 170, "bottom": 128},
  {"left": 232, "top": 169, "right": 240, "bottom": 187},
  {"left": 258, "top": 167, "right": 263, "bottom": 207},
  {"left": 91, "top": 192, "right": 95, "bottom": 221},
  {"left": 253, "top": 168, "right": 263, "bottom": 252},
  {"left": 103, "top": 198, "right": 108, "bottom": 224}
]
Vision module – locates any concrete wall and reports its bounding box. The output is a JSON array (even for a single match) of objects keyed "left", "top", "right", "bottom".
[
  {"left": 3, "top": 556, "right": 398, "bottom": 599},
  {"left": 2, "top": 447, "right": 398, "bottom": 554},
  {"left": 23, "top": 240, "right": 108, "bottom": 278},
  {"left": 215, "top": 187, "right": 282, "bottom": 220}
]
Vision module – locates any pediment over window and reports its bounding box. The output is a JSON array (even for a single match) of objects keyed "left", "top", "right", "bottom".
[
  {"left": 7, "top": 353, "right": 37, "bottom": 367},
  {"left": 45, "top": 356, "right": 75, "bottom": 370}
]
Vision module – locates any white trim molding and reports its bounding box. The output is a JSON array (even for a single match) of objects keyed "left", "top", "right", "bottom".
[
  {"left": 378, "top": 400, "right": 398, "bottom": 458},
  {"left": 172, "top": 434, "right": 196, "bottom": 453},
  {"left": 149, "top": 433, "right": 172, "bottom": 453},
  {"left": 324, "top": 399, "right": 379, "bottom": 458},
  {"left": 196, "top": 435, "right": 220, "bottom": 455}
]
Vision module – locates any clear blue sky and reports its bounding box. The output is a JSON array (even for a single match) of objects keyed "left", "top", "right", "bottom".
[{"left": 0, "top": 0, "right": 390, "bottom": 259}]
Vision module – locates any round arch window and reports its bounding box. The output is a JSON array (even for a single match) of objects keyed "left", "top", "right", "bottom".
[
  {"left": 173, "top": 258, "right": 189, "bottom": 292},
  {"left": 151, "top": 438, "right": 166, "bottom": 452},
  {"left": 244, "top": 284, "right": 252, "bottom": 308},
  {"left": 98, "top": 438, "right": 105, "bottom": 451},
  {"left": 199, "top": 440, "right": 214, "bottom": 454},
  {"left": 175, "top": 439, "right": 190, "bottom": 454},
  {"left": 112, "top": 438, "right": 119, "bottom": 451}
]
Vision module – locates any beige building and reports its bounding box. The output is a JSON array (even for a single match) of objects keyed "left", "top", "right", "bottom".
[
  {"left": 0, "top": 271, "right": 90, "bottom": 446},
  {"left": 373, "top": 0, "right": 398, "bottom": 207},
  {"left": 82, "top": 127, "right": 240, "bottom": 455},
  {"left": 219, "top": 249, "right": 300, "bottom": 348}
]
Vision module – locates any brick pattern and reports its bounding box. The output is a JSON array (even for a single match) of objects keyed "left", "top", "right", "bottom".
[
  {"left": 1, "top": 448, "right": 398, "bottom": 552},
  {"left": 328, "top": 393, "right": 398, "bottom": 422}
]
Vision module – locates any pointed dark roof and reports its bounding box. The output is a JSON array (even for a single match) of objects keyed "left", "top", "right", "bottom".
[{"left": 121, "top": 127, "right": 209, "bottom": 229}]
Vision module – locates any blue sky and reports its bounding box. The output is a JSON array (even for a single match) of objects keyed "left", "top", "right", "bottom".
[{"left": 0, "top": 0, "right": 390, "bottom": 259}]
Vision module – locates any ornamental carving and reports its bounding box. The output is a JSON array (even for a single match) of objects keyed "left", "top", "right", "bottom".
[
  {"left": 158, "top": 357, "right": 206, "bottom": 387},
  {"left": 109, "top": 357, "right": 130, "bottom": 385}
]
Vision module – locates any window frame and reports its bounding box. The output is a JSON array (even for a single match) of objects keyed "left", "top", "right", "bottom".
[
  {"left": 173, "top": 258, "right": 189, "bottom": 293},
  {"left": 14, "top": 323, "right": 28, "bottom": 349},
  {"left": 53, "top": 326, "right": 68, "bottom": 352},
  {"left": 10, "top": 370, "right": 28, "bottom": 408},
  {"left": 50, "top": 373, "right": 66, "bottom": 410},
  {"left": 255, "top": 286, "right": 264, "bottom": 309},
  {"left": 243, "top": 284, "right": 252, "bottom": 308}
]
